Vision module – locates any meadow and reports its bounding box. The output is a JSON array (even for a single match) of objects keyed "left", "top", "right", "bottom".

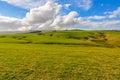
[{"left": 0, "top": 30, "right": 120, "bottom": 80}]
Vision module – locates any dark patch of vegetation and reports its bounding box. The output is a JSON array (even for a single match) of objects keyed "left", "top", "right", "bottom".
[
  {"left": 29, "top": 30, "right": 42, "bottom": 33},
  {"left": 0, "top": 35, "right": 6, "bottom": 38}
]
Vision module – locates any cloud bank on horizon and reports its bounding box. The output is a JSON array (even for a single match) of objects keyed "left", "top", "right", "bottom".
[{"left": 0, "top": 0, "right": 120, "bottom": 31}]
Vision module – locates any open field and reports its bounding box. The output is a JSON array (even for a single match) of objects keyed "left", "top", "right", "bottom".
[{"left": 0, "top": 30, "right": 120, "bottom": 80}]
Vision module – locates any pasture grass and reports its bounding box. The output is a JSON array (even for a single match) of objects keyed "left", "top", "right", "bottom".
[{"left": 0, "top": 30, "right": 120, "bottom": 80}]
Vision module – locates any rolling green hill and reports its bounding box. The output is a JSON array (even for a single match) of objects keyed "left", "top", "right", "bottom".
[
  {"left": 0, "top": 30, "right": 120, "bottom": 80},
  {"left": 1, "top": 30, "right": 120, "bottom": 47}
]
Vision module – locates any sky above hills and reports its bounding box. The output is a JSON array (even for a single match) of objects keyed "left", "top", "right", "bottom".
[{"left": 0, "top": 0, "right": 120, "bottom": 31}]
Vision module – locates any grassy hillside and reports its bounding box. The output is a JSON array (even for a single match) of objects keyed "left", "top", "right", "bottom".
[
  {"left": 0, "top": 30, "right": 120, "bottom": 80},
  {"left": 1, "top": 30, "right": 120, "bottom": 47}
]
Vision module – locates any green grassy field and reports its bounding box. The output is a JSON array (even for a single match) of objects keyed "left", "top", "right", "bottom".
[{"left": 0, "top": 30, "right": 120, "bottom": 80}]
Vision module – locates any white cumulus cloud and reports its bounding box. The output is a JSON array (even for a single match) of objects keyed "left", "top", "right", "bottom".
[
  {"left": 51, "top": 11, "right": 78, "bottom": 29},
  {"left": 0, "top": 16, "right": 22, "bottom": 31},
  {"left": 24, "top": 1, "right": 61, "bottom": 24},
  {"left": 87, "top": 15, "right": 106, "bottom": 20},
  {"left": 1, "top": 0, "right": 49, "bottom": 9},
  {"left": 1, "top": 0, "right": 92, "bottom": 10},
  {"left": 105, "top": 7, "right": 120, "bottom": 18},
  {"left": 72, "top": 0, "right": 92, "bottom": 10},
  {"left": 0, "top": 0, "right": 120, "bottom": 31}
]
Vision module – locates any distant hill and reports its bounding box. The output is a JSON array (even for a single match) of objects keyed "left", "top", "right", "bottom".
[{"left": 0, "top": 30, "right": 120, "bottom": 47}]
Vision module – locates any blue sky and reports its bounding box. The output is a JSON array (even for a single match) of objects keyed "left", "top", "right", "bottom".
[
  {"left": 58, "top": 0, "right": 118, "bottom": 16},
  {"left": 0, "top": 0, "right": 120, "bottom": 18},
  {"left": 0, "top": 0, "right": 120, "bottom": 31},
  {"left": 0, "top": 1, "right": 29, "bottom": 18}
]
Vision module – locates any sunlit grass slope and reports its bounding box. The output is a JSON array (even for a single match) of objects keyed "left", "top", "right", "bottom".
[
  {"left": 1, "top": 30, "right": 120, "bottom": 46},
  {"left": 0, "top": 30, "right": 120, "bottom": 80}
]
